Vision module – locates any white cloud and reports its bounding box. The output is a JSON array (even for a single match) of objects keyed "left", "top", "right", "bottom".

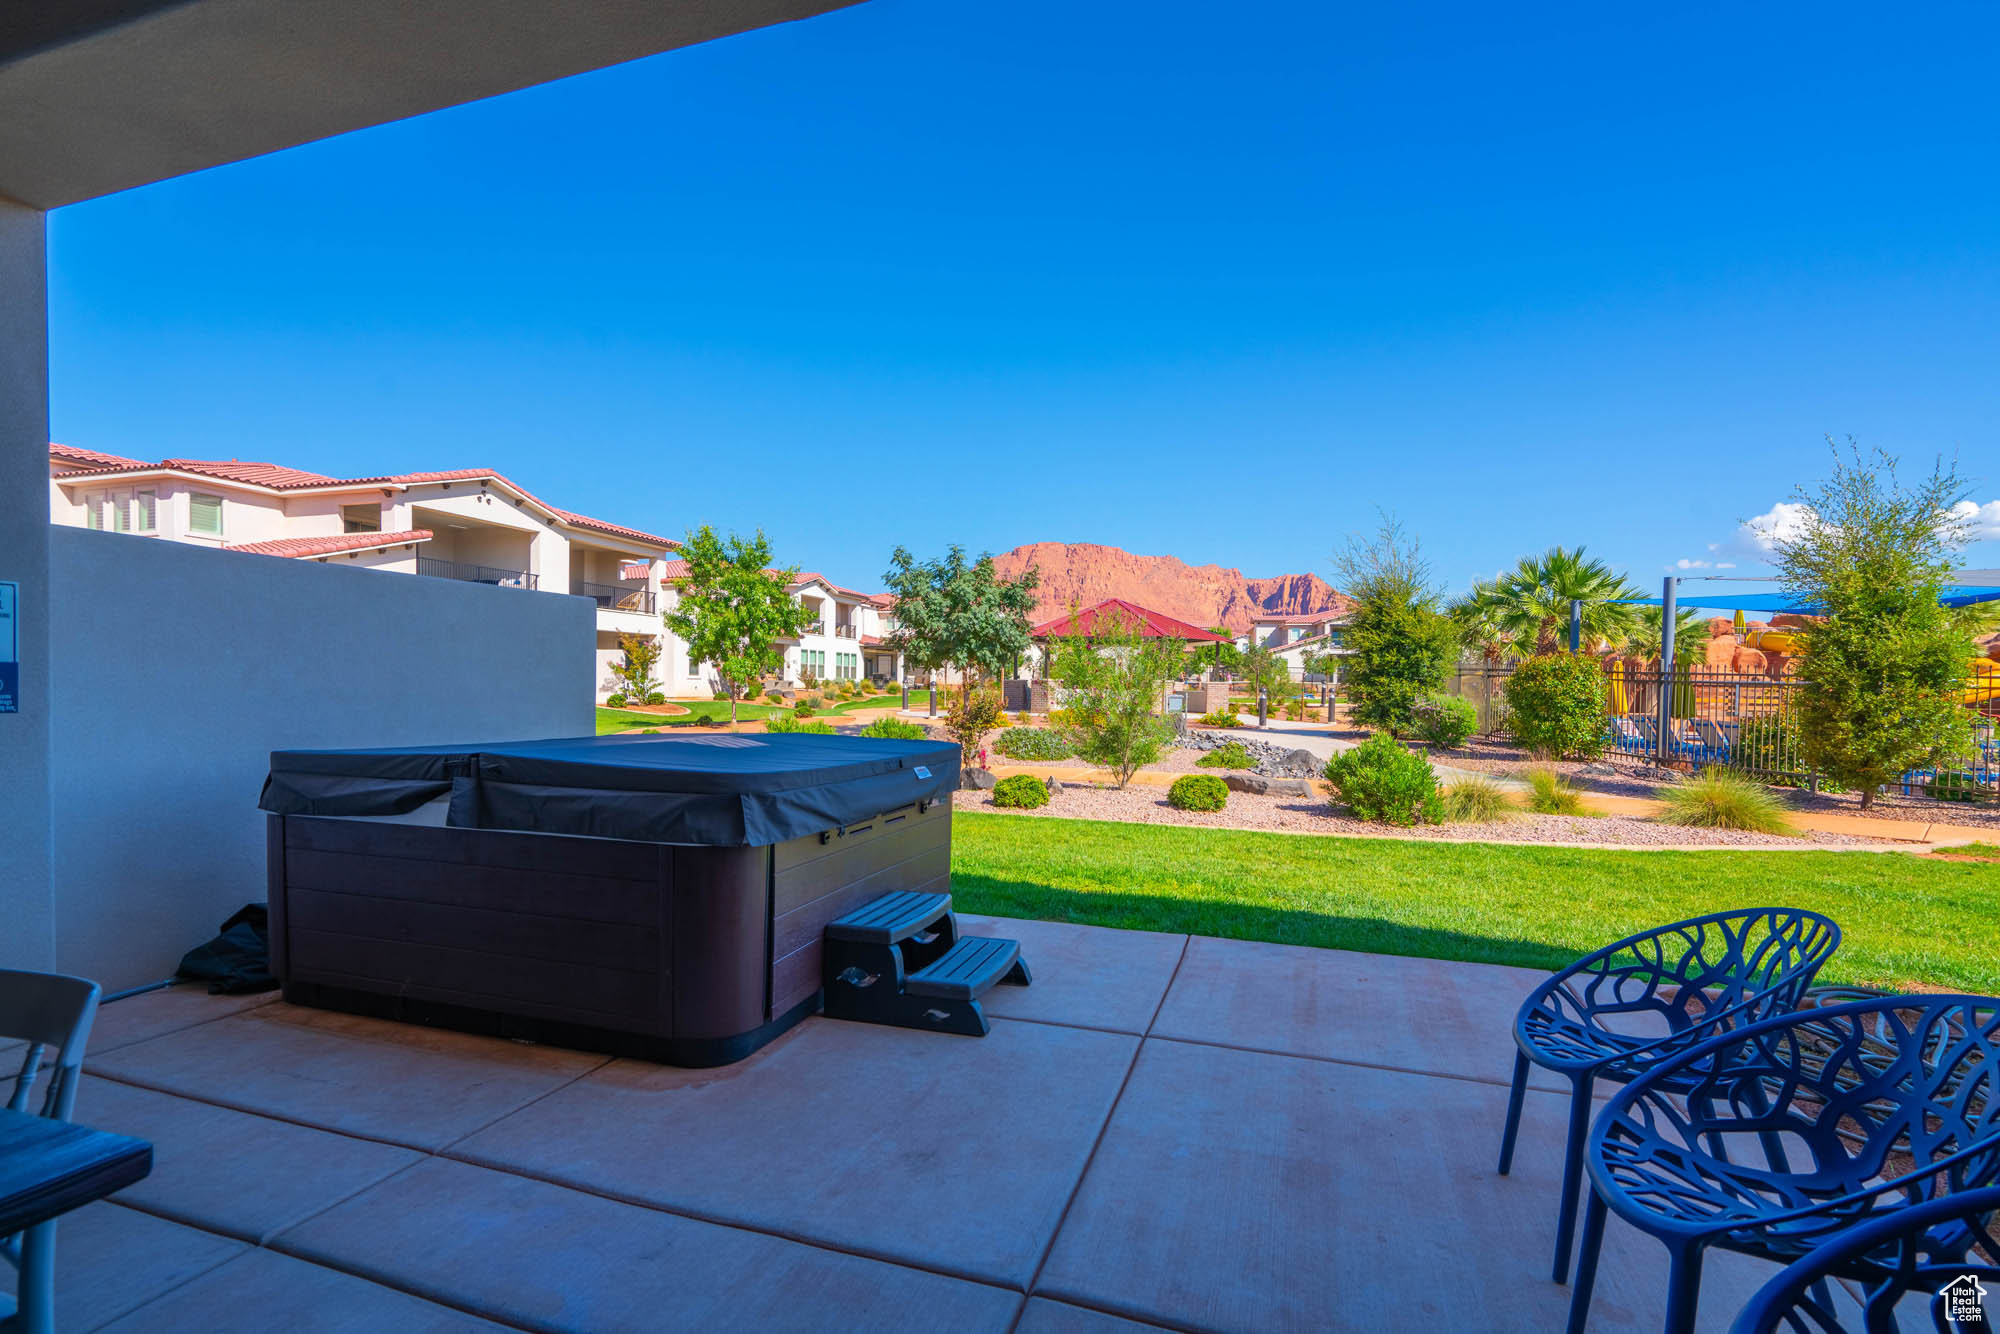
[
  {"left": 1949, "top": 499, "right": 2000, "bottom": 541},
  {"left": 1672, "top": 558, "right": 1712, "bottom": 570},
  {"left": 1741, "top": 502, "right": 1815, "bottom": 554},
  {"left": 1735, "top": 497, "right": 2000, "bottom": 555}
]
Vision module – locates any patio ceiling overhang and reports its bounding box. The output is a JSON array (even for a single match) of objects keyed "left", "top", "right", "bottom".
[{"left": 0, "top": 0, "right": 863, "bottom": 209}]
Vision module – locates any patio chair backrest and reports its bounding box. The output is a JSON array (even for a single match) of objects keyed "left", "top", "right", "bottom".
[
  {"left": 1529, "top": 908, "right": 1840, "bottom": 1067},
  {"left": 0, "top": 970, "right": 101, "bottom": 1121},
  {"left": 1727, "top": 1184, "right": 2000, "bottom": 1334},
  {"left": 1598, "top": 995, "right": 2000, "bottom": 1237}
]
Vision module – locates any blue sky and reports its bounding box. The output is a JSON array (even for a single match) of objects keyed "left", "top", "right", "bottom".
[{"left": 47, "top": 0, "right": 2000, "bottom": 600}]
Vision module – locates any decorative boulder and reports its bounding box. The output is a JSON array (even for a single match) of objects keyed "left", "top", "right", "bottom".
[
  {"left": 1730, "top": 646, "right": 1770, "bottom": 674},
  {"left": 1702, "top": 635, "right": 1739, "bottom": 668},
  {"left": 1706, "top": 617, "right": 1735, "bottom": 640},
  {"left": 961, "top": 768, "right": 997, "bottom": 791},
  {"left": 1222, "top": 774, "right": 1311, "bottom": 797}
]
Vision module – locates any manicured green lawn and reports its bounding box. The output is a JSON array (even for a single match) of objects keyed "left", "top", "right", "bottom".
[
  {"left": 950, "top": 812, "right": 2000, "bottom": 991},
  {"left": 595, "top": 692, "right": 932, "bottom": 734}
]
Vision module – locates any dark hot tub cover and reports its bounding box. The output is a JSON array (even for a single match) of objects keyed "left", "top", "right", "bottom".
[{"left": 260, "top": 733, "right": 961, "bottom": 846}]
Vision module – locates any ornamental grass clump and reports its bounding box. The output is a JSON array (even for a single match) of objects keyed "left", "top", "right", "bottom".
[
  {"left": 1195, "top": 708, "right": 1242, "bottom": 727},
  {"left": 1522, "top": 765, "right": 1590, "bottom": 816},
  {"left": 1656, "top": 770, "right": 1798, "bottom": 835},
  {"left": 992, "top": 774, "right": 1052, "bottom": 809},
  {"left": 1324, "top": 733, "right": 1443, "bottom": 826},
  {"left": 1167, "top": 774, "right": 1230, "bottom": 812},
  {"left": 1440, "top": 776, "right": 1517, "bottom": 824}
]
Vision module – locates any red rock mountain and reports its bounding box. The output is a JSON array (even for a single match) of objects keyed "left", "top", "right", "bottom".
[{"left": 991, "top": 542, "right": 1349, "bottom": 632}]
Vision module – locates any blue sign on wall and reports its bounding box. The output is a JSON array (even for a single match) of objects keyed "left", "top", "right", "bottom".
[{"left": 0, "top": 581, "right": 17, "bottom": 714}]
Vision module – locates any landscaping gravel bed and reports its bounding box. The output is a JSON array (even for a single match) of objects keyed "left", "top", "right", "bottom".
[
  {"left": 972, "top": 784, "right": 1881, "bottom": 848},
  {"left": 1177, "top": 730, "right": 1322, "bottom": 778}
]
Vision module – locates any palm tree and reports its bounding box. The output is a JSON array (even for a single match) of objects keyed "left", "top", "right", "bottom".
[
  {"left": 1625, "top": 605, "right": 1702, "bottom": 663},
  {"left": 1463, "top": 547, "right": 1640, "bottom": 654},
  {"left": 1448, "top": 579, "right": 1522, "bottom": 662}
]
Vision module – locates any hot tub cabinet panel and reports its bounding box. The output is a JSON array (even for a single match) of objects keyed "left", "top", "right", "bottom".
[
  {"left": 268, "top": 797, "right": 951, "bottom": 1066},
  {"left": 259, "top": 733, "right": 961, "bottom": 1067}
]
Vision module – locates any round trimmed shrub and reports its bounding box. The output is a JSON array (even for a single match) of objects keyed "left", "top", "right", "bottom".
[
  {"left": 645, "top": 691, "right": 666, "bottom": 706},
  {"left": 605, "top": 693, "right": 628, "bottom": 708},
  {"left": 793, "top": 703, "right": 817, "bottom": 718},
  {"left": 992, "top": 774, "right": 1051, "bottom": 808},
  {"left": 1409, "top": 694, "right": 1477, "bottom": 750},
  {"left": 858, "top": 717, "right": 927, "bottom": 740},
  {"left": 1168, "top": 774, "right": 1230, "bottom": 812},
  {"left": 1503, "top": 653, "right": 1608, "bottom": 759},
  {"left": 1324, "top": 733, "right": 1443, "bottom": 825},
  {"left": 993, "top": 727, "right": 1074, "bottom": 762}
]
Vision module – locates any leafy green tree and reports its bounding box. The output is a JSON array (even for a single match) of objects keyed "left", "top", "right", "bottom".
[
  {"left": 881, "top": 546, "right": 1040, "bottom": 694},
  {"left": 1049, "top": 611, "right": 1178, "bottom": 788},
  {"left": 1774, "top": 442, "right": 1977, "bottom": 808},
  {"left": 1455, "top": 547, "right": 1639, "bottom": 654},
  {"left": 665, "top": 526, "right": 818, "bottom": 727},
  {"left": 1332, "top": 515, "right": 1459, "bottom": 735}
]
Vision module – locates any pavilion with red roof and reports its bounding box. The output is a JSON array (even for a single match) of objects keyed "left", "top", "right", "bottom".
[{"left": 1030, "top": 599, "right": 1228, "bottom": 643}]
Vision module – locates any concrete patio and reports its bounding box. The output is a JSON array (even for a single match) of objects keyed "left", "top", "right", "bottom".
[{"left": 14, "top": 916, "right": 1830, "bottom": 1332}]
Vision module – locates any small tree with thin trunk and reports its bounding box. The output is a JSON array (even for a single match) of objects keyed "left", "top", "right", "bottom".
[
  {"left": 1049, "top": 611, "right": 1178, "bottom": 788},
  {"left": 609, "top": 633, "right": 662, "bottom": 703},
  {"left": 665, "top": 526, "right": 817, "bottom": 727},
  {"left": 1774, "top": 441, "right": 1978, "bottom": 808}
]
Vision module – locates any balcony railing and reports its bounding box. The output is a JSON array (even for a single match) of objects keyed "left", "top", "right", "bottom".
[
  {"left": 833, "top": 624, "right": 859, "bottom": 638},
  {"left": 577, "top": 580, "right": 656, "bottom": 615},
  {"left": 417, "top": 557, "right": 538, "bottom": 589}
]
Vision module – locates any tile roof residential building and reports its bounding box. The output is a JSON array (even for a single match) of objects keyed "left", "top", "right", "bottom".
[
  {"left": 1031, "top": 599, "right": 1228, "bottom": 643},
  {"left": 48, "top": 441, "right": 146, "bottom": 469},
  {"left": 47, "top": 441, "right": 901, "bottom": 702}
]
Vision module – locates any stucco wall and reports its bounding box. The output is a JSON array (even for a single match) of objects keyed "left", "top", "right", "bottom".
[
  {"left": 0, "top": 200, "right": 54, "bottom": 973},
  {"left": 47, "top": 526, "right": 594, "bottom": 989}
]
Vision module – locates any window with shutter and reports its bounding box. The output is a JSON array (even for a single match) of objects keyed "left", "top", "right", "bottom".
[
  {"left": 85, "top": 493, "right": 104, "bottom": 530},
  {"left": 112, "top": 492, "right": 133, "bottom": 532},
  {"left": 131, "top": 491, "right": 157, "bottom": 532},
  {"left": 189, "top": 493, "right": 224, "bottom": 535}
]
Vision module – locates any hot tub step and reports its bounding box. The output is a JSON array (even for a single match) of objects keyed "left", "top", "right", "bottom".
[
  {"left": 825, "top": 890, "right": 953, "bottom": 945},
  {"left": 907, "top": 935, "right": 1031, "bottom": 1001},
  {"left": 821, "top": 895, "right": 1031, "bottom": 1039}
]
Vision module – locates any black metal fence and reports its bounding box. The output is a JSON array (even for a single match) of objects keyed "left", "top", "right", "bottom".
[{"left": 1443, "top": 659, "right": 2000, "bottom": 806}]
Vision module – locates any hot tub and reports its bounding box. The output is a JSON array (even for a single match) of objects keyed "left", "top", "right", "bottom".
[{"left": 258, "top": 732, "right": 960, "bottom": 1066}]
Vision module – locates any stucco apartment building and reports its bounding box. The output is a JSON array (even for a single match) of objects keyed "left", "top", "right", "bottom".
[
  {"left": 46, "top": 442, "right": 906, "bottom": 701},
  {"left": 48, "top": 442, "right": 700, "bottom": 699},
  {"left": 1240, "top": 610, "right": 1353, "bottom": 680}
]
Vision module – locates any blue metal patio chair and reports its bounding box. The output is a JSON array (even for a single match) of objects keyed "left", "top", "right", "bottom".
[
  {"left": 1, "top": 969, "right": 103, "bottom": 1334},
  {"left": 1567, "top": 994, "right": 2000, "bottom": 1334},
  {"left": 1727, "top": 1184, "right": 2000, "bottom": 1333},
  {"left": 1498, "top": 909, "right": 1841, "bottom": 1284}
]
